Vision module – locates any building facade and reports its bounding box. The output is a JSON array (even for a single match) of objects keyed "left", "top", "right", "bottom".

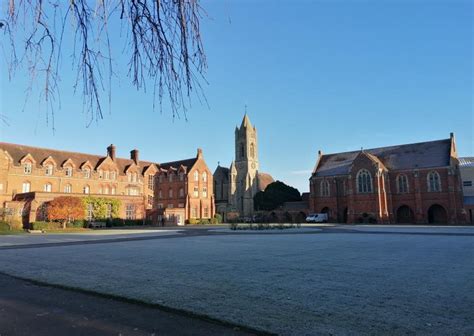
[
  {"left": 0, "top": 142, "right": 214, "bottom": 227},
  {"left": 213, "top": 114, "right": 273, "bottom": 219},
  {"left": 152, "top": 149, "right": 215, "bottom": 225},
  {"left": 309, "top": 134, "right": 467, "bottom": 224},
  {"left": 459, "top": 157, "right": 474, "bottom": 223}
]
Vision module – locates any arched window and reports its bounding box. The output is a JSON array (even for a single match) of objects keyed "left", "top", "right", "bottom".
[
  {"left": 65, "top": 166, "right": 73, "bottom": 177},
  {"left": 240, "top": 143, "right": 245, "bottom": 159},
  {"left": 104, "top": 186, "right": 109, "bottom": 195},
  {"left": 22, "top": 181, "right": 31, "bottom": 193},
  {"left": 194, "top": 170, "right": 199, "bottom": 181},
  {"left": 64, "top": 184, "right": 72, "bottom": 193},
  {"left": 427, "top": 171, "right": 441, "bottom": 192},
  {"left": 357, "top": 169, "right": 373, "bottom": 193},
  {"left": 111, "top": 186, "right": 116, "bottom": 195},
  {"left": 168, "top": 188, "right": 173, "bottom": 198},
  {"left": 179, "top": 188, "right": 184, "bottom": 197},
  {"left": 83, "top": 185, "right": 90, "bottom": 194},
  {"left": 23, "top": 162, "right": 32, "bottom": 174},
  {"left": 44, "top": 183, "right": 52, "bottom": 192},
  {"left": 320, "top": 180, "right": 330, "bottom": 197},
  {"left": 45, "top": 164, "right": 53, "bottom": 176},
  {"left": 202, "top": 172, "right": 207, "bottom": 182},
  {"left": 83, "top": 167, "right": 91, "bottom": 178},
  {"left": 179, "top": 172, "right": 185, "bottom": 181},
  {"left": 250, "top": 143, "right": 255, "bottom": 158},
  {"left": 397, "top": 174, "right": 409, "bottom": 193}
]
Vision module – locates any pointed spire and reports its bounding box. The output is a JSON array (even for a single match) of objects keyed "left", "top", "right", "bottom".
[{"left": 240, "top": 113, "right": 252, "bottom": 129}]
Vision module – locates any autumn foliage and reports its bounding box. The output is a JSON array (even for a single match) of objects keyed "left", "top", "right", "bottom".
[{"left": 47, "top": 196, "right": 85, "bottom": 229}]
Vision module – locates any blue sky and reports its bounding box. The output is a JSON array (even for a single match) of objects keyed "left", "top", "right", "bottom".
[{"left": 0, "top": 0, "right": 472, "bottom": 193}]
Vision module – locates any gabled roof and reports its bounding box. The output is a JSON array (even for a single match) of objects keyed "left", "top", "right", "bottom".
[
  {"left": 213, "top": 166, "right": 230, "bottom": 180},
  {"left": 314, "top": 138, "right": 452, "bottom": 177},
  {"left": 159, "top": 158, "right": 197, "bottom": 171}
]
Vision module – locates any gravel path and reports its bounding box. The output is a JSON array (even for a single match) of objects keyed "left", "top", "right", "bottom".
[{"left": 0, "top": 229, "right": 473, "bottom": 335}]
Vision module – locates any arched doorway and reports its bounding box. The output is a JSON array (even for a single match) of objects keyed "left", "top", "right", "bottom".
[
  {"left": 396, "top": 205, "right": 415, "bottom": 224},
  {"left": 428, "top": 204, "right": 447, "bottom": 224}
]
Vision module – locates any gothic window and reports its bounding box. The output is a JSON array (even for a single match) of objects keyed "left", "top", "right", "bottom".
[
  {"left": 193, "top": 186, "right": 199, "bottom": 197},
  {"left": 320, "top": 180, "right": 330, "bottom": 197},
  {"left": 104, "top": 186, "right": 109, "bottom": 194},
  {"left": 202, "top": 172, "right": 207, "bottom": 182},
  {"left": 357, "top": 169, "right": 373, "bottom": 193},
  {"left": 427, "top": 171, "right": 441, "bottom": 192},
  {"left": 250, "top": 143, "right": 255, "bottom": 158},
  {"left": 240, "top": 143, "right": 245, "bottom": 159},
  {"left": 104, "top": 171, "right": 110, "bottom": 180},
  {"left": 148, "top": 175, "right": 154, "bottom": 190},
  {"left": 111, "top": 186, "right": 116, "bottom": 195},
  {"left": 194, "top": 170, "right": 199, "bottom": 181},
  {"left": 397, "top": 174, "right": 409, "bottom": 193}
]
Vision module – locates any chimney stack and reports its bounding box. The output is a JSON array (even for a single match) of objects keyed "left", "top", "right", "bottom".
[
  {"left": 131, "top": 149, "right": 139, "bottom": 165},
  {"left": 197, "top": 148, "right": 203, "bottom": 159},
  {"left": 107, "top": 144, "right": 116, "bottom": 161},
  {"left": 318, "top": 150, "right": 323, "bottom": 157}
]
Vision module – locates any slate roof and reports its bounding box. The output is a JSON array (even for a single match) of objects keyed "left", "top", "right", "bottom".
[
  {"left": 213, "top": 166, "right": 230, "bottom": 181},
  {"left": 459, "top": 157, "right": 474, "bottom": 167},
  {"left": 314, "top": 138, "right": 452, "bottom": 177},
  {"left": 0, "top": 142, "right": 196, "bottom": 175}
]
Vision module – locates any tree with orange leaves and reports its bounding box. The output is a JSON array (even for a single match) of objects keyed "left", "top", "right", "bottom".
[{"left": 47, "top": 196, "right": 85, "bottom": 229}]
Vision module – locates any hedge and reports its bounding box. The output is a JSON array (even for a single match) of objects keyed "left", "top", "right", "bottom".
[
  {"left": 31, "top": 221, "right": 63, "bottom": 230},
  {"left": 0, "top": 221, "right": 10, "bottom": 231},
  {"left": 106, "top": 218, "right": 152, "bottom": 227}
]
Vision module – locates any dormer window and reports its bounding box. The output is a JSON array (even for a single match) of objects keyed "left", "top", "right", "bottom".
[
  {"left": 65, "top": 167, "right": 73, "bottom": 177},
  {"left": 83, "top": 168, "right": 91, "bottom": 179},
  {"left": 179, "top": 172, "right": 185, "bottom": 181},
  {"left": 24, "top": 162, "right": 32, "bottom": 175},
  {"left": 111, "top": 171, "right": 116, "bottom": 180},
  {"left": 45, "top": 164, "right": 53, "bottom": 176}
]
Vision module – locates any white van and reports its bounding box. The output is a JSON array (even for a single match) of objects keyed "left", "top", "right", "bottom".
[{"left": 306, "top": 213, "right": 328, "bottom": 223}]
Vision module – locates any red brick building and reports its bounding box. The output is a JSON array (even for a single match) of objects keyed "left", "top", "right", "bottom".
[{"left": 309, "top": 134, "right": 467, "bottom": 224}]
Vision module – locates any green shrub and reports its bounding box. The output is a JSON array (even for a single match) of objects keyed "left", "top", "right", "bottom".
[
  {"left": 0, "top": 221, "right": 11, "bottom": 231},
  {"left": 188, "top": 218, "right": 200, "bottom": 225},
  {"left": 31, "top": 221, "right": 62, "bottom": 230},
  {"left": 199, "top": 218, "right": 210, "bottom": 225},
  {"left": 67, "top": 220, "right": 86, "bottom": 228}
]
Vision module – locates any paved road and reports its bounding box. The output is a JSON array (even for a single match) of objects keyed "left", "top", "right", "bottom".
[{"left": 0, "top": 273, "right": 258, "bottom": 336}]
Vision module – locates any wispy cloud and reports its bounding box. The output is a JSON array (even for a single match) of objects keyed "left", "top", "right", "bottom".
[{"left": 290, "top": 169, "right": 312, "bottom": 175}]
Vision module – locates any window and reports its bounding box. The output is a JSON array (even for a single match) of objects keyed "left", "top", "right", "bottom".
[
  {"left": 179, "top": 188, "right": 184, "bottom": 197},
  {"left": 202, "top": 172, "right": 207, "bottom": 182},
  {"left": 397, "top": 174, "right": 409, "bottom": 193},
  {"left": 127, "top": 187, "right": 139, "bottom": 196},
  {"left": 158, "top": 189, "right": 162, "bottom": 199},
  {"left": 105, "top": 171, "right": 110, "bottom": 180},
  {"left": 204, "top": 207, "right": 209, "bottom": 217},
  {"left": 178, "top": 203, "right": 185, "bottom": 208},
  {"left": 193, "top": 186, "right": 199, "bottom": 197},
  {"left": 22, "top": 182, "right": 31, "bottom": 193},
  {"left": 179, "top": 172, "right": 185, "bottom": 181},
  {"left": 111, "top": 186, "right": 116, "bottom": 195},
  {"left": 250, "top": 143, "right": 255, "bottom": 158},
  {"left": 194, "top": 171, "right": 199, "bottom": 181},
  {"left": 191, "top": 207, "right": 198, "bottom": 218},
  {"left": 148, "top": 175, "right": 154, "bottom": 190},
  {"left": 111, "top": 171, "right": 116, "bottom": 180},
  {"left": 357, "top": 169, "right": 373, "bottom": 193},
  {"left": 169, "top": 173, "right": 173, "bottom": 182},
  {"left": 45, "top": 164, "right": 53, "bottom": 176},
  {"left": 106, "top": 204, "right": 112, "bottom": 219},
  {"left": 463, "top": 181, "right": 472, "bottom": 187},
  {"left": 65, "top": 167, "right": 73, "bottom": 177},
  {"left": 202, "top": 187, "right": 208, "bottom": 198},
  {"left": 157, "top": 203, "right": 163, "bottom": 209},
  {"left": 168, "top": 189, "right": 173, "bottom": 198},
  {"left": 168, "top": 204, "right": 174, "bottom": 209},
  {"left": 86, "top": 204, "right": 93, "bottom": 221},
  {"left": 24, "top": 162, "right": 32, "bottom": 174},
  {"left": 240, "top": 143, "right": 245, "bottom": 159},
  {"left": 99, "top": 186, "right": 103, "bottom": 194},
  {"left": 127, "top": 173, "right": 132, "bottom": 182},
  {"left": 83, "top": 185, "right": 90, "bottom": 194},
  {"left": 320, "top": 180, "right": 330, "bottom": 197},
  {"left": 104, "top": 186, "right": 109, "bottom": 195},
  {"left": 64, "top": 184, "right": 72, "bottom": 193},
  {"left": 125, "top": 204, "right": 136, "bottom": 220},
  {"left": 148, "top": 195, "right": 154, "bottom": 207},
  {"left": 132, "top": 173, "right": 138, "bottom": 183},
  {"left": 44, "top": 183, "right": 52, "bottom": 192},
  {"left": 159, "top": 175, "right": 164, "bottom": 183},
  {"left": 83, "top": 168, "right": 91, "bottom": 178},
  {"left": 427, "top": 171, "right": 441, "bottom": 192}
]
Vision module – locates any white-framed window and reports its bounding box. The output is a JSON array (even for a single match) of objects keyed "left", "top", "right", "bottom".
[
  {"left": 83, "top": 185, "right": 90, "bottom": 194},
  {"left": 64, "top": 184, "right": 72, "bottom": 193},
  {"left": 83, "top": 168, "right": 91, "bottom": 178},
  {"left": 22, "top": 181, "right": 31, "bottom": 193},
  {"left": 397, "top": 174, "right": 409, "bottom": 193},
  {"left": 194, "top": 170, "right": 199, "bottom": 181},
  {"left": 168, "top": 188, "right": 173, "bottom": 198},
  {"left": 105, "top": 171, "right": 110, "bottom": 180},
  {"left": 24, "top": 162, "right": 32, "bottom": 175},
  {"left": 45, "top": 164, "right": 53, "bottom": 176},
  {"left": 169, "top": 173, "right": 173, "bottom": 182},
  {"left": 111, "top": 171, "right": 116, "bottom": 180},
  {"left": 125, "top": 204, "right": 136, "bottom": 220},
  {"left": 148, "top": 175, "right": 154, "bottom": 190},
  {"left": 127, "top": 187, "right": 139, "bottom": 196},
  {"left": 111, "top": 186, "right": 116, "bottom": 195},
  {"left": 202, "top": 187, "right": 208, "bottom": 198},
  {"left": 65, "top": 166, "right": 73, "bottom": 177},
  {"left": 104, "top": 186, "right": 109, "bottom": 195},
  {"left": 193, "top": 186, "right": 199, "bottom": 197},
  {"left": 427, "top": 171, "right": 441, "bottom": 192},
  {"left": 320, "top": 180, "right": 330, "bottom": 197},
  {"left": 179, "top": 188, "right": 184, "bottom": 197},
  {"left": 202, "top": 172, "right": 207, "bottom": 182},
  {"left": 357, "top": 169, "right": 373, "bottom": 193},
  {"left": 44, "top": 183, "right": 52, "bottom": 192}
]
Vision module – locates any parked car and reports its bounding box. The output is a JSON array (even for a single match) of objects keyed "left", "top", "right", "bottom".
[{"left": 306, "top": 213, "right": 328, "bottom": 223}]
